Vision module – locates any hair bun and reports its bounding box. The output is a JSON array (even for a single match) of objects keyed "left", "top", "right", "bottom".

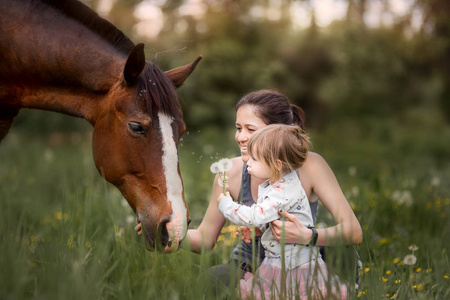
[{"left": 290, "top": 104, "right": 306, "bottom": 130}]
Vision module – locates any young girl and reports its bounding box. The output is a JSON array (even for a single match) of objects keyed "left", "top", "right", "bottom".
[{"left": 217, "top": 124, "right": 347, "bottom": 299}]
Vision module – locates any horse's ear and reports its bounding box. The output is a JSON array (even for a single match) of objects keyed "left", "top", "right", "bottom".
[
  {"left": 165, "top": 56, "right": 202, "bottom": 88},
  {"left": 124, "top": 43, "right": 146, "bottom": 86}
]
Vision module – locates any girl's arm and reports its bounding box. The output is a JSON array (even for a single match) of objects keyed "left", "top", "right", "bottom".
[
  {"left": 271, "top": 153, "right": 363, "bottom": 246},
  {"left": 183, "top": 157, "right": 243, "bottom": 253},
  {"left": 218, "top": 181, "right": 300, "bottom": 228},
  {"left": 218, "top": 194, "right": 279, "bottom": 227}
]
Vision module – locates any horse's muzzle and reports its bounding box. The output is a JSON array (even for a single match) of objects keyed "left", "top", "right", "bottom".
[{"left": 141, "top": 216, "right": 189, "bottom": 253}]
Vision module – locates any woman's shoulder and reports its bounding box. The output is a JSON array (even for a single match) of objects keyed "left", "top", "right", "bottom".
[
  {"left": 299, "top": 152, "right": 332, "bottom": 180},
  {"left": 227, "top": 157, "right": 244, "bottom": 177},
  {"left": 302, "top": 151, "right": 327, "bottom": 169}
]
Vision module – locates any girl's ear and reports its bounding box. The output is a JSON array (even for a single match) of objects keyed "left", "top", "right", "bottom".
[{"left": 276, "top": 159, "right": 283, "bottom": 172}]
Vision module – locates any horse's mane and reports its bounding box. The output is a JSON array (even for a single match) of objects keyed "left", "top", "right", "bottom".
[
  {"left": 36, "top": 0, "right": 135, "bottom": 56},
  {"left": 138, "top": 62, "right": 181, "bottom": 118}
]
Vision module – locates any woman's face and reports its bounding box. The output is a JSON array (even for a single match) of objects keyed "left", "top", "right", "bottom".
[{"left": 235, "top": 105, "right": 267, "bottom": 163}]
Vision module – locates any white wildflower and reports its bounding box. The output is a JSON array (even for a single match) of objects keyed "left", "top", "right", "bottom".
[
  {"left": 392, "top": 190, "right": 413, "bottom": 207},
  {"left": 210, "top": 162, "right": 224, "bottom": 174},
  {"left": 126, "top": 215, "right": 135, "bottom": 224},
  {"left": 348, "top": 166, "right": 357, "bottom": 176},
  {"left": 44, "top": 148, "right": 54, "bottom": 163},
  {"left": 403, "top": 254, "right": 417, "bottom": 265},
  {"left": 211, "top": 158, "right": 233, "bottom": 195},
  {"left": 408, "top": 244, "right": 419, "bottom": 251},
  {"left": 219, "top": 158, "right": 233, "bottom": 172},
  {"left": 431, "top": 177, "right": 440, "bottom": 187}
]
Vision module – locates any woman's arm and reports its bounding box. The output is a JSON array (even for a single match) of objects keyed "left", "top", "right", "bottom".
[{"left": 271, "top": 153, "right": 363, "bottom": 246}]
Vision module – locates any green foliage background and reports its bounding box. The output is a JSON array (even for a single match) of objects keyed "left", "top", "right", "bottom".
[{"left": 1, "top": 0, "right": 450, "bottom": 299}]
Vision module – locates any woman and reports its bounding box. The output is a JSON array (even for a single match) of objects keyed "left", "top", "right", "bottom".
[
  {"left": 137, "top": 90, "right": 362, "bottom": 295},
  {"left": 217, "top": 124, "right": 343, "bottom": 299}
]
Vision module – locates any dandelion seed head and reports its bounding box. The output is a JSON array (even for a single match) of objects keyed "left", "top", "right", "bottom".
[
  {"left": 210, "top": 162, "right": 223, "bottom": 174},
  {"left": 431, "top": 176, "right": 440, "bottom": 186},
  {"left": 126, "top": 215, "right": 135, "bottom": 224},
  {"left": 403, "top": 254, "right": 417, "bottom": 265},
  {"left": 218, "top": 158, "right": 233, "bottom": 172},
  {"left": 392, "top": 190, "right": 413, "bottom": 206},
  {"left": 409, "top": 244, "right": 419, "bottom": 251}
]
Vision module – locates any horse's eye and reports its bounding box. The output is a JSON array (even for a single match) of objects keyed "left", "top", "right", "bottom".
[{"left": 128, "top": 122, "right": 146, "bottom": 136}]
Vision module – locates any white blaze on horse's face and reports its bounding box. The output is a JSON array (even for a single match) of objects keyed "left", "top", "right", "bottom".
[{"left": 158, "top": 112, "right": 187, "bottom": 252}]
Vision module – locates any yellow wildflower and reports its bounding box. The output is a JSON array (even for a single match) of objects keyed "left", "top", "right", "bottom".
[
  {"left": 413, "top": 284, "right": 424, "bottom": 291},
  {"left": 67, "top": 235, "right": 77, "bottom": 248},
  {"left": 55, "top": 212, "right": 63, "bottom": 220}
]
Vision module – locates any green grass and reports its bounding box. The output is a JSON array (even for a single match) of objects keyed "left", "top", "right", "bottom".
[{"left": 1, "top": 117, "right": 449, "bottom": 299}]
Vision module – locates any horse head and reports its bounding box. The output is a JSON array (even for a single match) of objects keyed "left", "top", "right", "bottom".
[{"left": 91, "top": 44, "right": 201, "bottom": 252}]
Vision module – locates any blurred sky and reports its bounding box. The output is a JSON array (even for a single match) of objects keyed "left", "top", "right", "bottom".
[{"left": 96, "top": 0, "right": 422, "bottom": 39}]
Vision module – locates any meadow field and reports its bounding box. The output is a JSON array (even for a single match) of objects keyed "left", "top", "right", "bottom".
[{"left": 0, "top": 110, "right": 449, "bottom": 299}]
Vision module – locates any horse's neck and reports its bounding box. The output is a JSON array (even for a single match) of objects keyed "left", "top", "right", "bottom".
[
  {"left": 0, "top": 0, "right": 126, "bottom": 120},
  {"left": 6, "top": 19, "right": 124, "bottom": 91}
]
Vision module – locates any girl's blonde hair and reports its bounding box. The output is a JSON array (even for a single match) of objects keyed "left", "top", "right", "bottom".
[{"left": 247, "top": 124, "right": 310, "bottom": 184}]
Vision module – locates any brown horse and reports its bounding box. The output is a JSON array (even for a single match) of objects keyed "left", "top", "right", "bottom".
[{"left": 0, "top": 0, "right": 201, "bottom": 252}]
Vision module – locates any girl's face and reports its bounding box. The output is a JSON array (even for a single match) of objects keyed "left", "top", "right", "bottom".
[
  {"left": 235, "top": 105, "right": 267, "bottom": 162},
  {"left": 246, "top": 153, "right": 271, "bottom": 181}
]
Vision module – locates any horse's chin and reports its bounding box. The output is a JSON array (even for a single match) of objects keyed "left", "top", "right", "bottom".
[{"left": 143, "top": 238, "right": 181, "bottom": 253}]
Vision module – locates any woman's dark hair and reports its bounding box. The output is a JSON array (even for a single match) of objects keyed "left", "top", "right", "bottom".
[{"left": 236, "top": 90, "right": 306, "bottom": 130}]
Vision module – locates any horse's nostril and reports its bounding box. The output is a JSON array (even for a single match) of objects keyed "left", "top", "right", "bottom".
[{"left": 159, "top": 218, "right": 170, "bottom": 247}]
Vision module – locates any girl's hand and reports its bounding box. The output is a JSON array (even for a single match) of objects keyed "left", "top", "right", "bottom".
[
  {"left": 216, "top": 191, "right": 230, "bottom": 205},
  {"left": 236, "top": 226, "right": 252, "bottom": 244},
  {"left": 270, "top": 209, "right": 311, "bottom": 244},
  {"left": 236, "top": 226, "right": 263, "bottom": 243},
  {"left": 135, "top": 218, "right": 142, "bottom": 236}
]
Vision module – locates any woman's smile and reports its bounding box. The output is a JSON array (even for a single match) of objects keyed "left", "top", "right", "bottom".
[{"left": 235, "top": 105, "right": 267, "bottom": 161}]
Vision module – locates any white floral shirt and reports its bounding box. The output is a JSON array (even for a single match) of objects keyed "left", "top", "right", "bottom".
[{"left": 219, "top": 171, "right": 317, "bottom": 269}]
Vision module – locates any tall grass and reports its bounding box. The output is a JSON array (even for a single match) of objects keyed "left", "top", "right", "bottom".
[{"left": 1, "top": 115, "right": 449, "bottom": 299}]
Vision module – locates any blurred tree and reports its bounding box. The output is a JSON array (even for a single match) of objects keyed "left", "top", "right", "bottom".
[
  {"left": 414, "top": 0, "right": 450, "bottom": 122},
  {"left": 346, "top": 0, "right": 367, "bottom": 26},
  {"left": 10, "top": 0, "right": 450, "bottom": 139}
]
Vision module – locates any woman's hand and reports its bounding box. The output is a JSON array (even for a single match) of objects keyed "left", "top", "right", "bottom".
[
  {"left": 270, "top": 209, "right": 311, "bottom": 244},
  {"left": 135, "top": 218, "right": 142, "bottom": 236}
]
